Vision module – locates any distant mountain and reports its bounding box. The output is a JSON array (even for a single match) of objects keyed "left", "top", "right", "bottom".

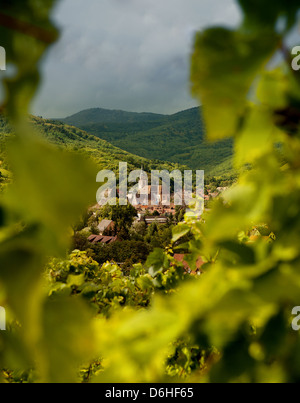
[
  {"left": 63, "top": 108, "right": 165, "bottom": 125},
  {"left": 62, "top": 107, "right": 233, "bottom": 176}
]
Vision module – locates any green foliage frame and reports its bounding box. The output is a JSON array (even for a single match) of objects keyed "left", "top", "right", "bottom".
[{"left": 1, "top": 0, "right": 300, "bottom": 383}]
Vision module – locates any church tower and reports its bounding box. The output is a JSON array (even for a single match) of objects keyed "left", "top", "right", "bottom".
[
  {"left": 139, "top": 167, "right": 148, "bottom": 191},
  {"left": 138, "top": 167, "right": 149, "bottom": 206}
]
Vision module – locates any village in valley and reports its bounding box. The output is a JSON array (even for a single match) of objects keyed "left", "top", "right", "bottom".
[{"left": 72, "top": 171, "right": 233, "bottom": 274}]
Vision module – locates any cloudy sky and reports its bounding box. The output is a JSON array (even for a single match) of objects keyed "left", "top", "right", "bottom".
[{"left": 32, "top": 0, "right": 241, "bottom": 118}]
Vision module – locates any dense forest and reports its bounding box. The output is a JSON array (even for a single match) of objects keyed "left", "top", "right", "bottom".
[{"left": 63, "top": 107, "right": 233, "bottom": 175}]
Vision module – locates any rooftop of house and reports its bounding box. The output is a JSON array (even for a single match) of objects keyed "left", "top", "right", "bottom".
[{"left": 88, "top": 234, "right": 118, "bottom": 245}]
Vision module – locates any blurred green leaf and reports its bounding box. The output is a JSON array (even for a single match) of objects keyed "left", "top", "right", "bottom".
[
  {"left": 238, "top": 0, "right": 300, "bottom": 31},
  {"left": 146, "top": 248, "right": 170, "bottom": 277},
  {"left": 191, "top": 27, "right": 279, "bottom": 139},
  {"left": 172, "top": 223, "right": 190, "bottom": 242},
  {"left": 40, "top": 296, "right": 95, "bottom": 383},
  {"left": 4, "top": 133, "right": 98, "bottom": 253}
]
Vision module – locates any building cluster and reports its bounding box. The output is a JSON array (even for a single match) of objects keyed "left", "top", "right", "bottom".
[
  {"left": 132, "top": 170, "right": 187, "bottom": 223},
  {"left": 90, "top": 177, "right": 230, "bottom": 244}
]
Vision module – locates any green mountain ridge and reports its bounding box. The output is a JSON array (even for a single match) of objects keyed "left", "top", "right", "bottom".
[{"left": 62, "top": 107, "right": 234, "bottom": 175}]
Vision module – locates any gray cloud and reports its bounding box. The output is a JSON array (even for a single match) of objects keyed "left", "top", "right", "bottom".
[{"left": 32, "top": 0, "right": 241, "bottom": 118}]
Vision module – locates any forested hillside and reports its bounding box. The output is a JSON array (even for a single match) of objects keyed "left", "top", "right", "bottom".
[
  {"left": 63, "top": 107, "right": 233, "bottom": 175},
  {"left": 0, "top": 115, "right": 187, "bottom": 176}
]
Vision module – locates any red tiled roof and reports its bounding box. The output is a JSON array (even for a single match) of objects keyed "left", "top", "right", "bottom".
[
  {"left": 88, "top": 235, "right": 98, "bottom": 242},
  {"left": 173, "top": 254, "right": 204, "bottom": 273}
]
